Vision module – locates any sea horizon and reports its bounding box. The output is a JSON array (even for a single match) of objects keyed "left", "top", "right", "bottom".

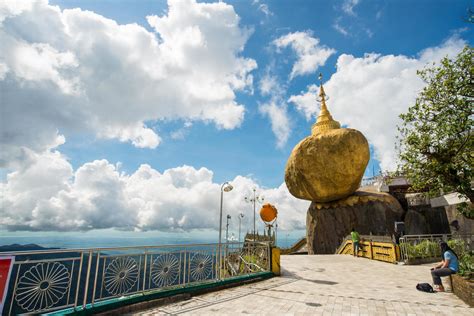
[{"left": 0, "top": 231, "right": 303, "bottom": 250}]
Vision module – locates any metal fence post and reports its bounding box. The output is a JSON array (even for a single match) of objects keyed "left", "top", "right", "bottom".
[
  {"left": 142, "top": 249, "right": 148, "bottom": 292},
  {"left": 91, "top": 252, "right": 101, "bottom": 306},
  {"left": 215, "top": 244, "right": 219, "bottom": 280},
  {"left": 268, "top": 242, "right": 271, "bottom": 270},
  {"left": 83, "top": 250, "right": 93, "bottom": 309},
  {"left": 8, "top": 263, "right": 21, "bottom": 316},
  {"left": 74, "top": 252, "right": 84, "bottom": 309}
]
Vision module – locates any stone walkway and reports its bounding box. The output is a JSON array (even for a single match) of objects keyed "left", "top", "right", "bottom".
[{"left": 134, "top": 255, "right": 472, "bottom": 315}]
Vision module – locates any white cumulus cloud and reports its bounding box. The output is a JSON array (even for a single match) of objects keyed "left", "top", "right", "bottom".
[
  {"left": 0, "top": 151, "right": 309, "bottom": 232},
  {"left": 0, "top": 0, "right": 256, "bottom": 166},
  {"left": 258, "top": 71, "right": 291, "bottom": 148},
  {"left": 288, "top": 36, "right": 466, "bottom": 171},
  {"left": 262, "top": 31, "right": 334, "bottom": 145},
  {"left": 273, "top": 31, "right": 335, "bottom": 80},
  {"left": 259, "top": 100, "right": 291, "bottom": 148}
]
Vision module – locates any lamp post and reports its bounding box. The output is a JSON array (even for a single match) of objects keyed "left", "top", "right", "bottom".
[
  {"left": 244, "top": 188, "right": 264, "bottom": 240},
  {"left": 226, "top": 214, "right": 231, "bottom": 243},
  {"left": 218, "top": 182, "right": 233, "bottom": 280},
  {"left": 275, "top": 221, "right": 278, "bottom": 246},
  {"left": 225, "top": 214, "right": 231, "bottom": 260},
  {"left": 238, "top": 213, "right": 244, "bottom": 243}
]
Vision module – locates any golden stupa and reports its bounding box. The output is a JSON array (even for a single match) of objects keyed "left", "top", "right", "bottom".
[{"left": 285, "top": 74, "right": 369, "bottom": 203}]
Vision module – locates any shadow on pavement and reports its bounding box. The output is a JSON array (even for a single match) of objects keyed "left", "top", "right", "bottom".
[{"left": 281, "top": 269, "right": 338, "bottom": 285}]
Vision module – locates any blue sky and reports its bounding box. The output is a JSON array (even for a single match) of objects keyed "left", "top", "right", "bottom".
[
  {"left": 49, "top": 0, "right": 472, "bottom": 187},
  {"left": 0, "top": 0, "right": 472, "bottom": 238}
]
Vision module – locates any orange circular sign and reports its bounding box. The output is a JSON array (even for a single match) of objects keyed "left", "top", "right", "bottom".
[{"left": 260, "top": 203, "right": 277, "bottom": 222}]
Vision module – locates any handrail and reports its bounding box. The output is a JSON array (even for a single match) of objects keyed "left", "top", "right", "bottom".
[
  {"left": 400, "top": 234, "right": 451, "bottom": 239},
  {"left": 2, "top": 241, "right": 272, "bottom": 315},
  {"left": 399, "top": 234, "right": 473, "bottom": 264},
  {"left": 341, "top": 234, "right": 393, "bottom": 243},
  {"left": 336, "top": 238, "right": 400, "bottom": 264},
  {"left": 0, "top": 241, "right": 252, "bottom": 255},
  {"left": 280, "top": 237, "right": 306, "bottom": 255}
]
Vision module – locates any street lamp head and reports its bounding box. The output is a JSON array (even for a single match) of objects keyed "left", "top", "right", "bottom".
[
  {"left": 239, "top": 213, "right": 244, "bottom": 218},
  {"left": 223, "top": 183, "right": 233, "bottom": 192}
]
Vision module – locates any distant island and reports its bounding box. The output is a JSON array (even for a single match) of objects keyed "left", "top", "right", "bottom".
[{"left": 0, "top": 243, "right": 59, "bottom": 252}]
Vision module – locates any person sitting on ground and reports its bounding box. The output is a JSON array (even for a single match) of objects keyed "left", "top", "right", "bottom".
[
  {"left": 351, "top": 228, "right": 360, "bottom": 257},
  {"left": 431, "top": 242, "right": 459, "bottom": 292}
]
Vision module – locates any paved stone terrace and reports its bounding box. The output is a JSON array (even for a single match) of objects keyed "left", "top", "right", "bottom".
[{"left": 134, "top": 255, "right": 472, "bottom": 315}]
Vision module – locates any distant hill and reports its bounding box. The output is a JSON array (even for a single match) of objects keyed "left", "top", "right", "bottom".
[{"left": 0, "top": 243, "right": 59, "bottom": 252}]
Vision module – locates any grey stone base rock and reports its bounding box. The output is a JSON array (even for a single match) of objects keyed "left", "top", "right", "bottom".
[
  {"left": 404, "top": 207, "right": 450, "bottom": 235},
  {"left": 306, "top": 191, "right": 404, "bottom": 254}
]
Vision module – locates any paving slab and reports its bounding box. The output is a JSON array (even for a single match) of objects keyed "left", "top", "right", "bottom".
[{"left": 133, "top": 254, "right": 472, "bottom": 315}]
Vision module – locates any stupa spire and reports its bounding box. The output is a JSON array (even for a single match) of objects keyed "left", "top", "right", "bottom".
[{"left": 311, "top": 73, "right": 341, "bottom": 135}]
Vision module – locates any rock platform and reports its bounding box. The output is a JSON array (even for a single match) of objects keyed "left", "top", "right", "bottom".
[{"left": 306, "top": 190, "right": 404, "bottom": 254}]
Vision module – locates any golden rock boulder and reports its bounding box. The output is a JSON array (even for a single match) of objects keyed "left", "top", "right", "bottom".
[{"left": 284, "top": 78, "right": 369, "bottom": 203}]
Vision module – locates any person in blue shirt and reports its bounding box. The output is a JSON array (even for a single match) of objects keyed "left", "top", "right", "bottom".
[{"left": 431, "top": 242, "right": 459, "bottom": 292}]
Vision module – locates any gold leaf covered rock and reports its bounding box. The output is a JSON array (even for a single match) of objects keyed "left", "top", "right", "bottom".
[{"left": 285, "top": 75, "right": 369, "bottom": 203}]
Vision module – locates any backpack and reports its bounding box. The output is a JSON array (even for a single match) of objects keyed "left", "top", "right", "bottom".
[{"left": 416, "top": 283, "right": 434, "bottom": 293}]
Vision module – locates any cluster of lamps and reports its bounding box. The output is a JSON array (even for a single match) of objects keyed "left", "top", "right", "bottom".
[
  {"left": 218, "top": 183, "right": 265, "bottom": 248},
  {"left": 218, "top": 181, "right": 278, "bottom": 280}
]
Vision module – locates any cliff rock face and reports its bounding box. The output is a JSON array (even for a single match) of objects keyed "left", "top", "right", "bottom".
[
  {"left": 285, "top": 128, "right": 369, "bottom": 202},
  {"left": 404, "top": 207, "right": 450, "bottom": 235},
  {"left": 306, "top": 190, "right": 404, "bottom": 254},
  {"left": 403, "top": 210, "right": 429, "bottom": 235},
  {"left": 444, "top": 204, "right": 474, "bottom": 235}
]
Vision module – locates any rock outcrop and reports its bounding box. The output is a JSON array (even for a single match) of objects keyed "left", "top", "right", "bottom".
[
  {"left": 285, "top": 128, "right": 369, "bottom": 202},
  {"left": 306, "top": 190, "right": 404, "bottom": 254},
  {"left": 284, "top": 81, "right": 369, "bottom": 203},
  {"left": 283, "top": 75, "right": 400, "bottom": 253}
]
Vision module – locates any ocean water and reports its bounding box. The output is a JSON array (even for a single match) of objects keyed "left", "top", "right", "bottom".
[
  {"left": 0, "top": 233, "right": 302, "bottom": 250},
  {"left": 0, "top": 235, "right": 208, "bottom": 249}
]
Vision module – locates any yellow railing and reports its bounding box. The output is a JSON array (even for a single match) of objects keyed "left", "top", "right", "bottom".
[
  {"left": 337, "top": 238, "right": 400, "bottom": 264},
  {"left": 280, "top": 237, "right": 307, "bottom": 255}
]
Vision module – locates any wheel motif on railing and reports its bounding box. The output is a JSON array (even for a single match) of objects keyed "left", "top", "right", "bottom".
[
  {"left": 189, "top": 253, "right": 212, "bottom": 281},
  {"left": 104, "top": 257, "right": 139, "bottom": 295},
  {"left": 15, "top": 262, "right": 70, "bottom": 312},
  {"left": 151, "top": 254, "right": 180, "bottom": 287}
]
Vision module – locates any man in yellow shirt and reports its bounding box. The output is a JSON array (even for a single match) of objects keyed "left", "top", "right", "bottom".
[{"left": 351, "top": 228, "right": 360, "bottom": 257}]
